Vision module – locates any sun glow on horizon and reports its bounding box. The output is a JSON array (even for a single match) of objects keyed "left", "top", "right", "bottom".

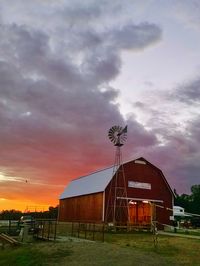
[{"left": 0, "top": 198, "right": 58, "bottom": 212}]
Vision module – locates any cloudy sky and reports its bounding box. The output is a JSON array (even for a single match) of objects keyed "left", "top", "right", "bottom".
[{"left": 0, "top": 0, "right": 200, "bottom": 211}]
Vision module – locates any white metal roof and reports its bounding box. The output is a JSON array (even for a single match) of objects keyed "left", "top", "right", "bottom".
[{"left": 59, "top": 167, "right": 115, "bottom": 199}]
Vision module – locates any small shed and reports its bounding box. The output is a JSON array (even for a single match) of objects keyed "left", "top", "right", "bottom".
[{"left": 59, "top": 157, "right": 174, "bottom": 226}]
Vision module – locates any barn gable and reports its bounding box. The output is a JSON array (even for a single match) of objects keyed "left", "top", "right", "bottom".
[{"left": 135, "top": 157, "right": 174, "bottom": 197}]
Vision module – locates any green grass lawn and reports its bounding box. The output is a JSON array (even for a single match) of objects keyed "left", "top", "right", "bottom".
[
  {"left": 105, "top": 232, "right": 200, "bottom": 264},
  {"left": 0, "top": 232, "right": 200, "bottom": 266},
  {"left": 174, "top": 229, "right": 200, "bottom": 236},
  {"left": 0, "top": 241, "right": 72, "bottom": 266}
]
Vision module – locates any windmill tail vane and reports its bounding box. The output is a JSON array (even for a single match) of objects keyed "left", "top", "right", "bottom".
[{"left": 117, "top": 125, "right": 127, "bottom": 136}]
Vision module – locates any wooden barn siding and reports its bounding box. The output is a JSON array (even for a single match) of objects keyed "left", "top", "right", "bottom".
[
  {"left": 105, "top": 160, "right": 173, "bottom": 225},
  {"left": 59, "top": 192, "right": 103, "bottom": 222}
]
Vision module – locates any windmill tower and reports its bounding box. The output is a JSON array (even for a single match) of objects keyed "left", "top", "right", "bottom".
[{"left": 105, "top": 125, "right": 129, "bottom": 225}]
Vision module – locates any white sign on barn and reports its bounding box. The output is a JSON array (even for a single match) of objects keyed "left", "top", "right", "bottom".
[{"left": 128, "top": 181, "right": 151, "bottom": 190}]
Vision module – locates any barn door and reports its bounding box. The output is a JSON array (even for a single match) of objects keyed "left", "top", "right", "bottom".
[
  {"left": 129, "top": 201, "right": 152, "bottom": 225},
  {"left": 129, "top": 203, "right": 137, "bottom": 224}
]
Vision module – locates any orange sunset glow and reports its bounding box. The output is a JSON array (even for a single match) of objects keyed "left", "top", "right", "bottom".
[{"left": 0, "top": 198, "right": 50, "bottom": 212}]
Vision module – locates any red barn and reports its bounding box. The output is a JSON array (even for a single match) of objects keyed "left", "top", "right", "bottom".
[{"left": 59, "top": 157, "right": 174, "bottom": 227}]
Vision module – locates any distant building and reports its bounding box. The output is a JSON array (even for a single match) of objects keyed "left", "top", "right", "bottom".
[
  {"left": 59, "top": 157, "right": 174, "bottom": 227},
  {"left": 173, "top": 206, "right": 186, "bottom": 217},
  {"left": 173, "top": 206, "right": 192, "bottom": 228}
]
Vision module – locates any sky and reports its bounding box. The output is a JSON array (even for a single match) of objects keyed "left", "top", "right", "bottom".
[{"left": 0, "top": 0, "right": 200, "bottom": 211}]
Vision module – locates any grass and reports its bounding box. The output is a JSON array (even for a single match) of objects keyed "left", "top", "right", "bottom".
[
  {"left": 0, "top": 246, "right": 44, "bottom": 266},
  {"left": 105, "top": 232, "right": 200, "bottom": 261},
  {"left": 174, "top": 229, "right": 200, "bottom": 236},
  {"left": 0, "top": 232, "right": 200, "bottom": 265},
  {"left": 0, "top": 241, "right": 71, "bottom": 266}
]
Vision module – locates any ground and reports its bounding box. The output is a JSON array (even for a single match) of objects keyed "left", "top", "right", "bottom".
[{"left": 0, "top": 233, "right": 200, "bottom": 265}]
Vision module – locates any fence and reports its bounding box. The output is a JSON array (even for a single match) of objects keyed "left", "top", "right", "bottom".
[
  {"left": 57, "top": 222, "right": 105, "bottom": 242},
  {"left": 0, "top": 220, "right": 19, "bottom": 235},
  {"left": 0, "top": 219, "right": 57, "bottom": 241},
  {"left": 35, "top": 219, "right": 57, "bottom": 241},
  {"left": 0, "top": 219, "right": 155, "bottom": 244},
  {"left": 56, "top": 221, "right": 153, "bottom": 242}
]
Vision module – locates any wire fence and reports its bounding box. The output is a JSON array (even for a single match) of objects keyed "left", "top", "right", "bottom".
[
  {"left": 56, "top": 222, "right": 105, "bottom": 242},
  {"left": 0, "top": 220, "right": 19, "bottom": 235},
  {"left": 1, "top": 218, "right": 200, "bottom": 249},
  {"left": 35, "top": 219, "right": 57, "bottom": 241}
]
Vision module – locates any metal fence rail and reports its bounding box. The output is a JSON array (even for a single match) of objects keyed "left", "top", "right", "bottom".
[
  {"left": 0, "top": 219, "right": 152, "bottom": 245},
  {"left": 36, "top": 219, "right": 57, "bottom": 241},
  {"left": 57, "top": 222, "right": 105, "bottom": 242},
  {"left": 56, "top": 222, "right": 151, "bottom": 242},
  {"left": 0, "top": 220, "right": 19, "bottom": 235}
]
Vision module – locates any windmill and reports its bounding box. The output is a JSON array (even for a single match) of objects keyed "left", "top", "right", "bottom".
[{"left": 105, "top": 125, "right": 129, "bottom": 225}]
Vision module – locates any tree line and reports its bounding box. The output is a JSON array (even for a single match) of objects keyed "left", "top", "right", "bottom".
[
  {"left": 0, "top": 206, "right": 58, "bottom": 220},
  {"left": 174, "top": 184, "right": 200, "bottom": 215}
]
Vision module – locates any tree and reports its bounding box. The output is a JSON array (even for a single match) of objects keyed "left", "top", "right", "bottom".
[
  {"left": 0, "top": 206, "right": 58, "bottom": 220},
  {"left": 0, "top": 210, "right": 22, "bottom": 220},
  {"left": 174, "top": 184, "right": 200, "bottom": 214},
  {"left": 190, "top": 185, "right": 200, "bottom": 213}
]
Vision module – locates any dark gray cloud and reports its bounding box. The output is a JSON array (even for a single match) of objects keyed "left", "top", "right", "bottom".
[
  {"left": 110, "top": 23, "right": 161, "bottom": 50},
  {"left": 130, "top": 75, "right": 200, "bottom": 194},
  {"left": 173, "top": 77, "right": 200, "bottom": 104},
  {"left": 0, "top": 1, "right": 162, "bottom": 206},
  {"left": 131, "top": 125, "right": 200, "bottom": 194}
]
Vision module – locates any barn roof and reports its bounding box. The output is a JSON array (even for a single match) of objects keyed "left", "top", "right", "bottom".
[
  {"left": 59, "top": 167, "right": 115, "bottom": 199},
  {"left": 59, "top": 157, "right": 174, "bottom": 200}
]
